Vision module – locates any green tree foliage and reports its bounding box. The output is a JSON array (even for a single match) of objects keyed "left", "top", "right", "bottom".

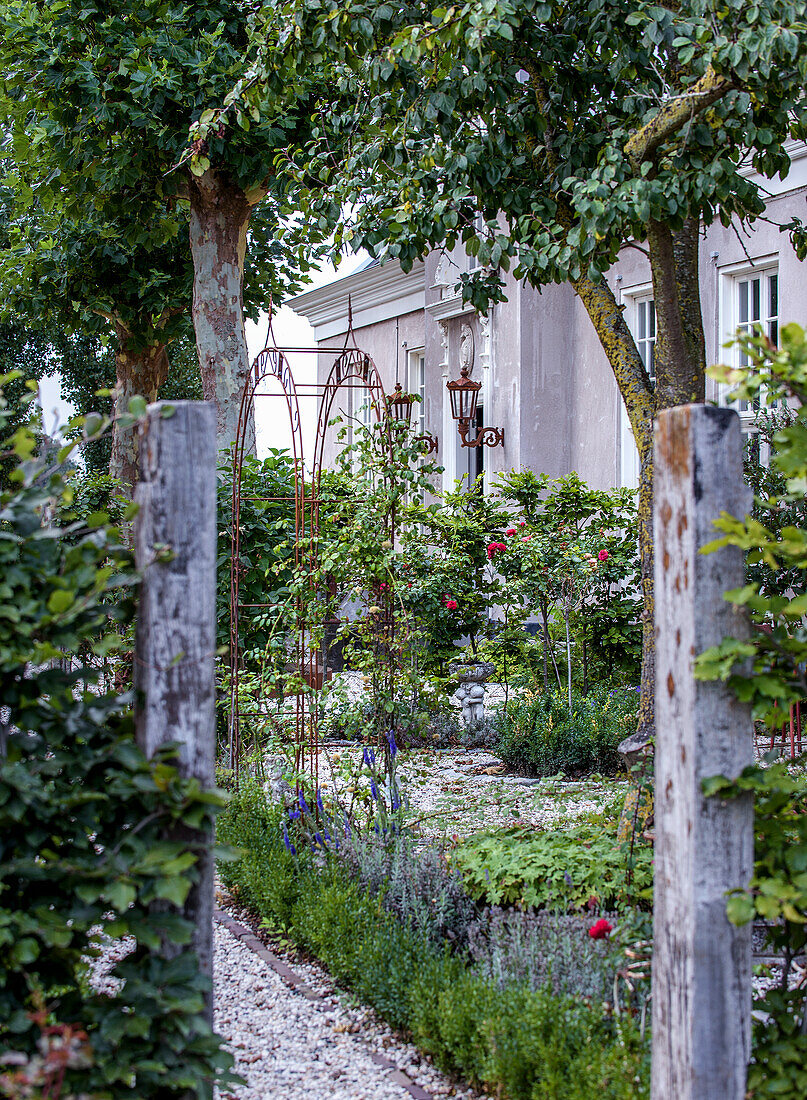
[
  {"left": 0, "top": 0, "right": 332, "bottom": 463},
  {"left": 0, "top": 379, "right": 235, "bottom": 1096},
  {"left": 240, "top": 0, "right": 807, "bottom": 742}
]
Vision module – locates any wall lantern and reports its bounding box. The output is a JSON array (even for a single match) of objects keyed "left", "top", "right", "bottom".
[
  {"left": 446, "top": 366, "right": 504, "bottom": 448},
  {"left": 386, "top": 382, "right": 415, "bottom": 426},
  {"left": 386, "top": 383, "right": 439, "bottom": 454}
]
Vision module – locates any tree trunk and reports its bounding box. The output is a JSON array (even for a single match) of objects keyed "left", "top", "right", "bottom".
[
  {"left": 188, "top": 169, "right": 257, "bottom": 456},
  {"left": 572, "top": 273, "right": 655, "bottom": 743},
  {"left": 647, "top": 217, "right": 706, "bottom": 408},
  {"left": 573, "top": 231, "right": 705, "bottom": 754},
  {"left": 110, "top": 327, "right": 169, "bottom": 497}
]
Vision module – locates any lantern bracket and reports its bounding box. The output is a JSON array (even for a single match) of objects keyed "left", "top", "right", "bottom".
[{"left": 457, "top": 421, "right": 505, "bottom": 449}]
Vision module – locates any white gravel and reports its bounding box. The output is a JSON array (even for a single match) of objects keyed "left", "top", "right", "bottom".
[
  {"left": 213, "top": 916, "right": 491, "bottom": 1100},
  {"left": 268, "top": 744, "right": 623, "bottom": 842}
]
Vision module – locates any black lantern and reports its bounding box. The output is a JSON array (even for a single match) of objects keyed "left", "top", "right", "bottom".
[
  {"left": 446, "top": 366, "right": 481, "bottom": 423},
  {"left": 386, "top": 382, "right": 415, "bottom": 427},
  {"left": 386, "top": 382, "right": 439, "bottom": 454},
  {"left": 446, "top": 366, "right": 504, "bottom": 449}
]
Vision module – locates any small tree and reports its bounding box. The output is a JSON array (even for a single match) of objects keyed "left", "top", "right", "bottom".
[{"left": 1, "top": 0, "right": 331, "bottom": 453}]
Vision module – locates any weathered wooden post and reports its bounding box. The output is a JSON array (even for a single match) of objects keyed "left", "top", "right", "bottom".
[
  {"left": 652, "top": 405, "right": 754, "bottom": 1100},
  {"left": 134, "top": 401, "right": 217, "bottom": 1014}
]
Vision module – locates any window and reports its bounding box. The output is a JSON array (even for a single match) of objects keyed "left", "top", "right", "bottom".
[
  {"left": 474, "top": 403, "right": 485, "bottom": 484},
  {"left": 737, "top": 269, "right": 779, "bottom": 357},
  {"left": 619, "top": 292, "right": 655, "bottom": 488},
  {"left": 635, "top": 297, "right": 657, "bottom": 384},
  {"left": 408, "top": 349, "right": 426, "bottom": 437},
  {"left": 722, "top": 263, "right": 779, "bottom": 421}
]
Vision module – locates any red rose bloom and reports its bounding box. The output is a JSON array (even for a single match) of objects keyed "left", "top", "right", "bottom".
[
  {"left": 505, "top": 527, "right": 517, "bottom": 537},
  {"left": 588, "top": 918, "right": 613, "bottom": 940},
  {"left": 598, "top": 549, "right": 609, "bottom": 562},
  {"left": 445, "top": 599, "right": 458, "bottom": 610},
  {"left": 486, "top": 541, "right": 507, "bottom": 560}
]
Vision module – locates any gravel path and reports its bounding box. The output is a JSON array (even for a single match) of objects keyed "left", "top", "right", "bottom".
[
  {"left": 213, "top": 907, "right": 491, "bottom": 1100},
  {"left": 267, "top": 744, "right": 623, "bottom": 842}
]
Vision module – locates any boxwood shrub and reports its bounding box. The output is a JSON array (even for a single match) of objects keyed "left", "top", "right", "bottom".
[{"left": 218, "top": 784, "right": 650, "bottom": 1099}]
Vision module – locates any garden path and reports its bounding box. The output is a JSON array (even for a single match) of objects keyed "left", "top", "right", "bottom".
[
  {"left": 301, "top": 745, "right": 623, "bottom": 840},
  {"left": 213, "top": 899, "right": 491, "bottom": 1100}
]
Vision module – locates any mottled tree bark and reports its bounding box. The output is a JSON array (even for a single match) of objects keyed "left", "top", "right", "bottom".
[
  {"left": 188, "top": 169, "right": 257, "bottom": 456},
  {"left": 572, "top": 273, "right": 656, "bottom": 743},
  {"left": 110, "top": 326, "right": 169, "bottom": 497},
  {"left": 648, "top": 217, "right": 706, "bottom": 408}
]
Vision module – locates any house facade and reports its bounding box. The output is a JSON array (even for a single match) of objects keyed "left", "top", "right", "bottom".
[{"left": 289, "top": 143, "right": 807, "bottom": 492}]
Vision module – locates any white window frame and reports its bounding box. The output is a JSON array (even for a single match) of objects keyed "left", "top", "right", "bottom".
[
  {"left": 407, "top": 348, "right": 426, "bottom": 438},
  {"left": 717, "top": 256, "right": 779, "bottom": 428},
  {"left": 619, "top": 285, "right": 656, "bottom": 489}
]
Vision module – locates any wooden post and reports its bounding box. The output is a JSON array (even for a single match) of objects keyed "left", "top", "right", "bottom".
[
  {"left": 134, "top": 401, "right": 217, "bottom": 1012},
  {"left": 652, "top": 405, "right": 754, "bottom": 1100}
]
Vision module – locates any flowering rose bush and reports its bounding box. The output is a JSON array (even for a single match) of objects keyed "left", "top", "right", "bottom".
[
  {"left": 589, "top": 918, "right": 614, "bottom": 940},
  {"left": 488, "top": 470, "right": 641, "bottom": 697}
]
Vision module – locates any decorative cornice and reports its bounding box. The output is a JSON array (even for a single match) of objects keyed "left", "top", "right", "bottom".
[
  {"left": 426, "top": 293, "right": 476, "bottom": 323},
  {"left": 288, "top": 258, "right": 426, "bottom": 340}
]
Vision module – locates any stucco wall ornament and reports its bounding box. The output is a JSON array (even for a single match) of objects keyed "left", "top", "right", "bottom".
[
  {"left": 459, "top": 323, "right": 475, "bottom": 373},
  {"left": 438, "top": 321, "right": 450, "bottom": 376},
  {"left": 433, "top": 251, "right": 454, "bottom": 297}
]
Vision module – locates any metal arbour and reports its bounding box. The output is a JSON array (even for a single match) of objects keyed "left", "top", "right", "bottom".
[{"left": 228, "top": 324, "right": 397, "bottom": 782}]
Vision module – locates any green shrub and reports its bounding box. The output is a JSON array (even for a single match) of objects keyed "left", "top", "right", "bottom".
[
  {"left": 217, "top": 785, "right": 649, "bottom": 1098},
  {"left": 451, "top": 823, "right": 652, "bottom": 911},
  {"left": 0, "top": 382, "right": 235, "bottom": 1097},
  {"left": 496, "top": 686, "right": 638, "bottom": 777}
]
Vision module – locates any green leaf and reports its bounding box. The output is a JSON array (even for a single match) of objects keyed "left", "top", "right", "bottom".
[
  {"left": 47, "top": 589, "right": 75, "bottom": 613},
  {"left": 154, "top": 877, "right": 192, "bottom": 906},
  {"left": 726, "top": 892, "right": 755, "bottom": 926}
]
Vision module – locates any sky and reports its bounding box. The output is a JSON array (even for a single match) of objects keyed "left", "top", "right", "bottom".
[{"left": 37, "top": 250, "right": 368, "bottom": 457}]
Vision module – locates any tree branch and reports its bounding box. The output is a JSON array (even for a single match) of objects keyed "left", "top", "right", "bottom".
[{"left": 625, "top": 65, "right": 734, "bottom": 171}]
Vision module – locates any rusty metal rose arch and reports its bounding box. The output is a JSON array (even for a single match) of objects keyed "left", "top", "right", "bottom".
[{"left": 228, "top": 326, "right": 398, "bottom": 783}]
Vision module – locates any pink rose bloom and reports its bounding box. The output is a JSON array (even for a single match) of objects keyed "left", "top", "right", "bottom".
[
  {"left": 379, "top": 582, "right": 389, "bottom": 591},
  {"left": 522, "top": 536, "right": 532, "bottom": 542},
  {"left": 598, "top": 549, "right": 609, "bottom": 562},
  {"left": 588, "top": 918, "right": 613, "bottom": 940},
  {"left": 505, "top": 527, "right": 517, "bottom": 537}
]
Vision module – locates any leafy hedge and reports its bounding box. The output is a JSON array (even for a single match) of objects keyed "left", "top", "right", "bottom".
[
  {"left": 218, "top": 784, "right": 649, "bottom": 1100},
  {"left": 0, "top": 382, "right": 235, "bottom": 1097},
  {"left": 496, "top": 686, "right": 639, "bottom": 777}
]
